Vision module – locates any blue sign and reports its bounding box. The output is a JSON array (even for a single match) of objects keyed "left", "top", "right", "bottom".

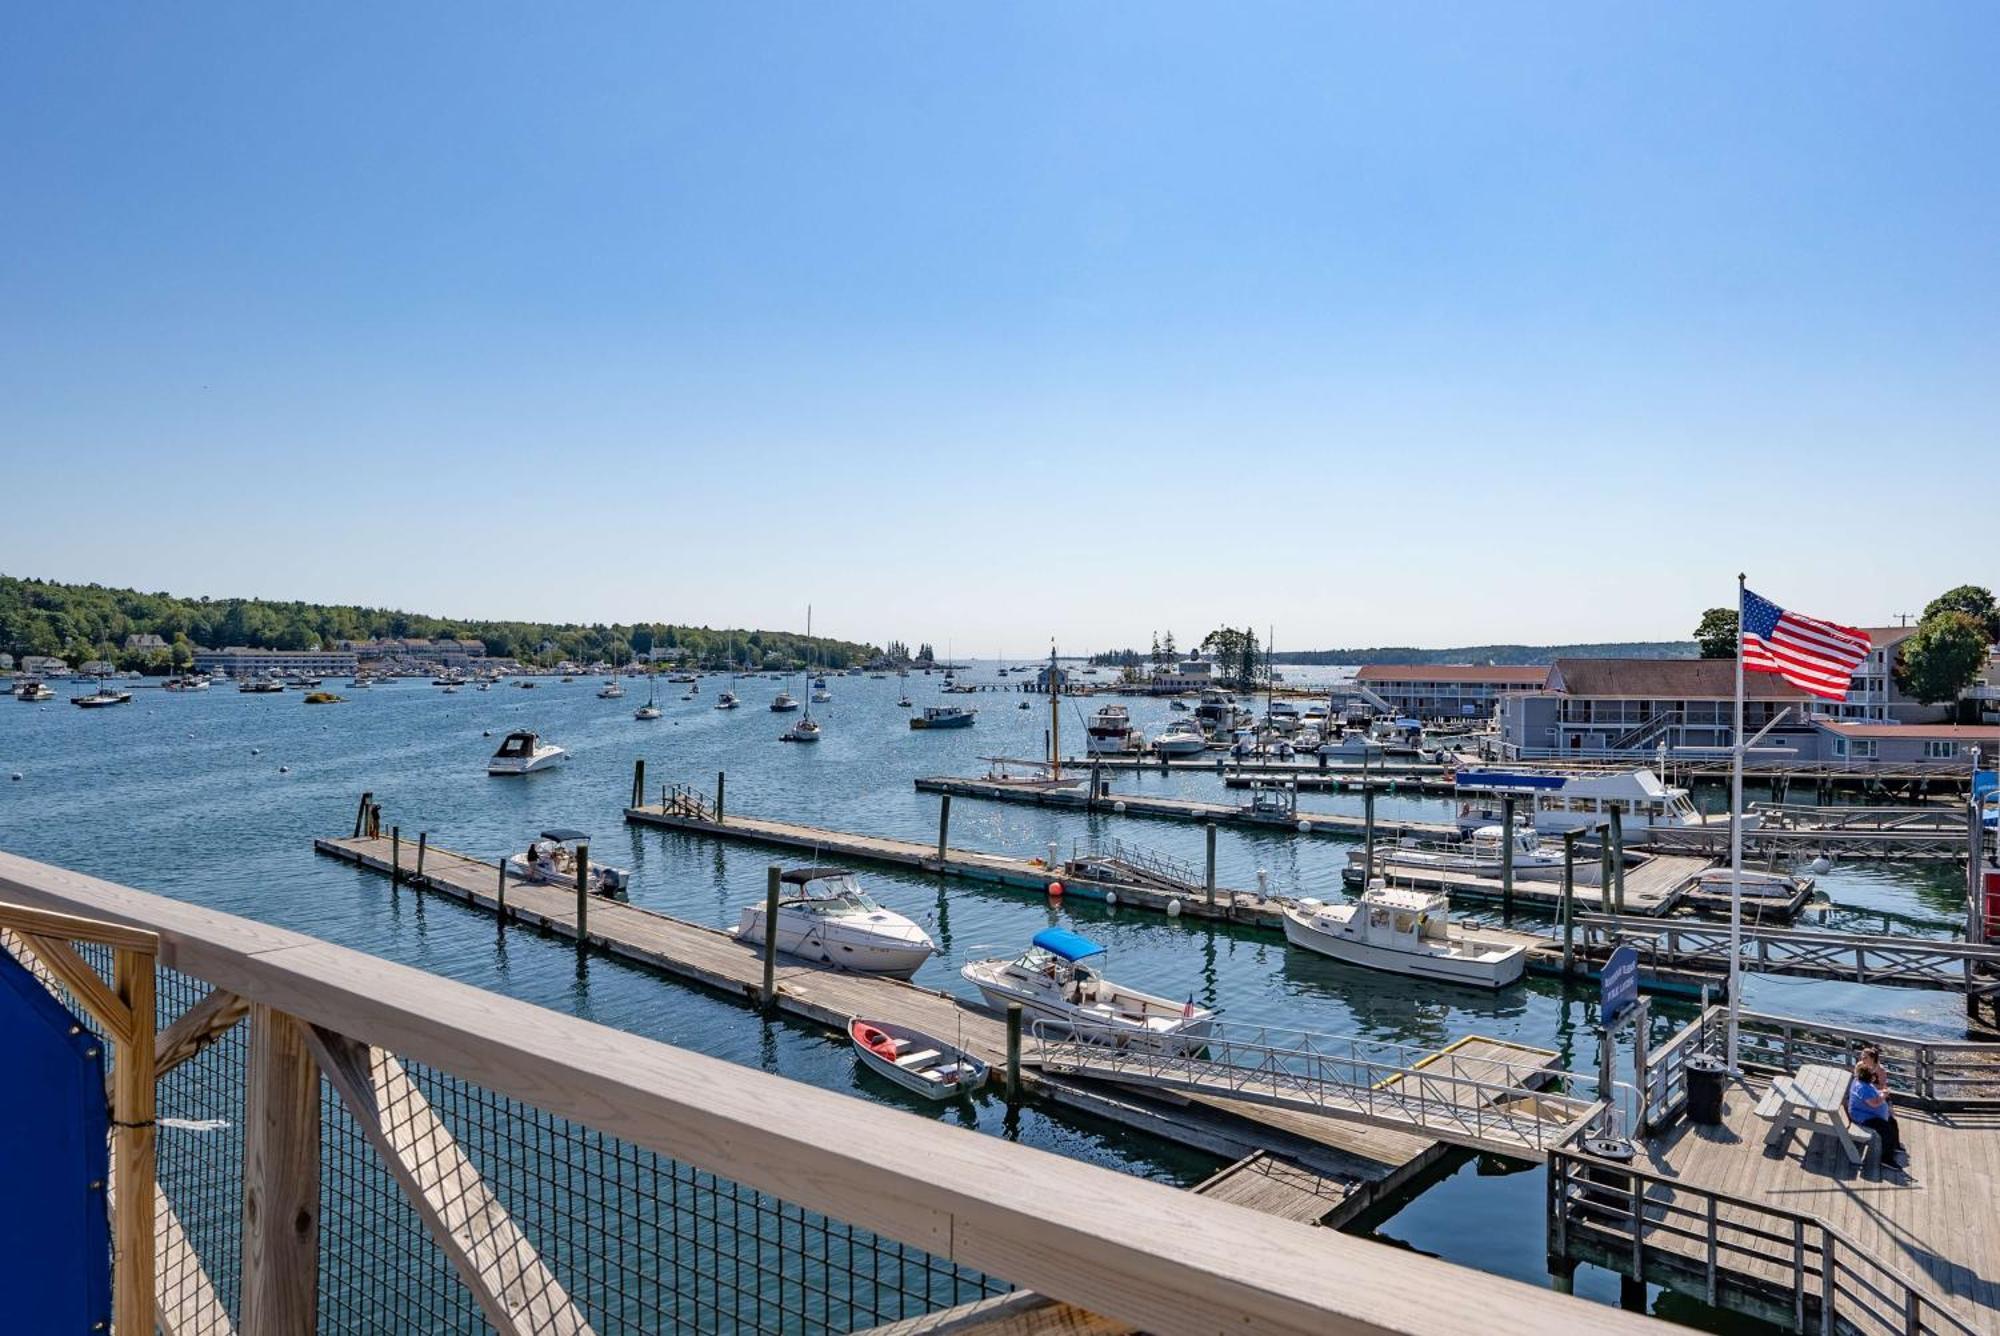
[
  {"left": 1974, "top": 769, "right": 1997, "bottom": 800},
  {"left": 1601, "top": 944, "right": 1639, "bottom": 1025}
]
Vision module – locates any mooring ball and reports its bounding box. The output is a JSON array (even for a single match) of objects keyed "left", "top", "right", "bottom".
[
  {"left": 1297, "top": 820, "right": 1313, "bottom": 833},
  {"left": 1113, "top": 800, "right": 1126, "bottom": 813},
  {"left": 1047, "top": 881, "right": 1063, "bottom": 898},
  {"left": 10, "top": 773, "right": 20, "bottom": 781},
  {"left": 1104, "top": 890, "right": 1118, "bottom": 906},
  {"left": 278, "top": 766, "right": 290, "bottom": 773},
  {"left": 1810, "top": 856, "right": 1831, "bottom": 875},
  {"left": 1166, "top": 899, "right": 1182, "bottom": 917}
]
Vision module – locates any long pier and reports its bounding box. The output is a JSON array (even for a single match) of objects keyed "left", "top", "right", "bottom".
[{"left": 311, "top": 832, "right": 1534, "bottom": 1221}]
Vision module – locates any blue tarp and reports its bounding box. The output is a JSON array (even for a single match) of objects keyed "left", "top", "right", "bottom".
[
  {"left": 0, "top": 947, "right": 111, "bottom": 1333},
  {"left": 1032, "top": 927, "right": 1106, "bottom": 962}
]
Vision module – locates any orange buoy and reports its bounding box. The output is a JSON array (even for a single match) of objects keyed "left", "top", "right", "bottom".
[{"left": 1047, "top": 880, "right": 1064, "bottom": 898}]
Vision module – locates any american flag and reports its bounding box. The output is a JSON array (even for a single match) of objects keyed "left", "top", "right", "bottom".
[{"left": 1739, "top": 589, "right": 1870, "bottom": 701}]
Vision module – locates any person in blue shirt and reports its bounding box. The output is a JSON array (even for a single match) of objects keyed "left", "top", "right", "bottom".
[{"left": 1847, "top": 1060, "right": 1905, "bottom": 1167}]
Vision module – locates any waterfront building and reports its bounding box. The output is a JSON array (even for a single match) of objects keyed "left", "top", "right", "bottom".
[
  {"left": 122, "top": 632, "right": 168, "bottom": 652},
  {"left": 1355, "top": 664, "right": 1552, "bottom": 719},
  {"left": 194, "top": 646, "right": 359, "bottom": 677},
  {"left": 1147, "top": 657, "right": 1216, "bottom": 693},
  {"left": 1813, "top": 720, "right": 2000, "bottom": 765},
  {"left": 1810, "top": 626, "right": 1940, "bottom": 724},
  {"left": 1497, "top": 658, "right": 1815, "bottom": 758}
]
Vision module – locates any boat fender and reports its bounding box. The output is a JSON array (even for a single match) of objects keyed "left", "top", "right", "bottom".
[
  {"left": 1104, "top": 890, "right": 1117, "bottom": 907},
  {"left": 1297, "top": 820, "right": 1313, "bottom": 834},
  {"left": 1113, "top": 801, "right": 1126, "bottom": 813},
  {"left": 1166, "top": 899, "right": 1181, "bottom": 917},
  {"left": 1047, "top": 881, "right": 1063, "bottom": 899}
]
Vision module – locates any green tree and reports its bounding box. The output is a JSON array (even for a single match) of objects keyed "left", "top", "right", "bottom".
[
  {"left": 1693, "top": 608, "right": 1737, "bottom": 659},
  {"left": 1921, "top": 585, "right": 2000, "bottom": 642},
  {"left": 1896, "top": 611, "right": 1989, "bottom": 707}
]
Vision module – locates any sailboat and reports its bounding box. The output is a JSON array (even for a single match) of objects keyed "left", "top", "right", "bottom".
[
  {"left": 635, "top": 673, "right": 662, "bottom": 720},
  {"left": 781, "top": 606, "right": 823, "bottom": 742}
]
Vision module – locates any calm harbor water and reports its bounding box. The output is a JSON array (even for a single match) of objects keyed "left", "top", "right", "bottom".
[{"left": 2, "top": 664, "right": 1970, "bottom": 1328}]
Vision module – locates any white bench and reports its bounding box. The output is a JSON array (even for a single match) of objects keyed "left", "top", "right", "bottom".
[{"left": 1756, "top": 1063, "right": 1869, "bottom": 1166}]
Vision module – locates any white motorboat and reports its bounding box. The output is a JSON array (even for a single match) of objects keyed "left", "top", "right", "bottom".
[
  {"left": 733, "top": 868, "right": 935, "bottom": 977},
  {"left": 1086, "top": 704, "right": 1140, "bottom": 754},
  {"left": 960, "top": 928, "right": 1217, "bottom": 1051},
  {"left": 811, "top": 688, "right": 832, "bottom": 703},
  {"left": 597, "top": 679, "right": 625, "bottom": 699},
  {"left": 1346, "top": 825, "right": 1566, "bottom": 887},
  {"left": 162, "top": 676, "right": 210, "bottom": 692},
  {"left": 1282, "top": 886, "right": 1526, "bottom": 988},
  {"left": 487, "top": 730, "right": 566, "bottom": 775},
  {"left": 239, "top": 677, "right": 285, "bottom": 694},
  {"left": 1319, "top": 731, "right": 1385, "bottom": 760},
  {"left": 503, "top": 829, "right": 629, "bottom": 896},
  {"left": 849, "top": 1018, "right": 988, "bottom": 1101},
  {"left": 15, "top": 680, "right": 55, "bottom": 702},
  {"left": 771, "top": 690, "right": 799, "bottom": 712},
  {"left": 1453, "top": 768, "right": 1738, "bottom": 839},
  {"left": 715, "top": 691, "right": 741, "bottom": 710},
  {"left": 1152, "top": 720, "right": 1209, "bottom": 757}
]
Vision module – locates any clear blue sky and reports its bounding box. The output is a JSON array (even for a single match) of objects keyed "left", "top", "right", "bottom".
[{"left": 3, "top": 4, "right": 1995, "bottom": 652}]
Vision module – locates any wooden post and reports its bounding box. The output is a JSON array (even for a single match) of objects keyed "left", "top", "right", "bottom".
[
  {"left": 1204, "top": 823, "right": 1217, "bottom": 910},
  {"left": 632, "top": 758, "right": 646, "bottom": 810},
  {"left": 574, "top": 842, "right": 589, "bottom": 945},
  {"left": 1363, "top": 786, "right": 1377, "bottom": 882},
  {"left": 415, "top": 831, "right": 428, "bottom": 885},
  {"left": 1501, "top": 795, "right": 1517, "bottom": 918},
  {"left": 715, "top": 770, "right": 726, "bottom": 822},
  {"left": 762, "top": 866, "right": 780, "bottom": 1010},
  {"left": 111, "top": 945, "right": 157, "bottom": 1336},
  {"left": 1609, "top": 805, "right": 1626, "bottom": 918},
  {"left": 390, "top": 826, "right": 401, "bottom": 891},
  {"left": 1005, "top": 1002, "right": 1023, "bottom": 1104},
  {"left": 1598, "top": 826, "right": 1613, "bottom": 918},
  {"left": 495, "top": 857, "right": 507, "bottom": 923},
  {"left": 937, "top": 794, "right": 952, "bottom": 864},
  {"left": 352, "top": 790, "right": 373, "bottom": 839},
  {"left": 1562, "top": 831, "right": 1579, "bottom": 975},
  {"left": 242, "top": 1004, "right": 319, "bottom": 1334}
]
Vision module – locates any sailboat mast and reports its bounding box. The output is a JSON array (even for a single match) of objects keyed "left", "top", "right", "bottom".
[{"left": 1049, "top": 642, "right": 1061, "bottom": 781}]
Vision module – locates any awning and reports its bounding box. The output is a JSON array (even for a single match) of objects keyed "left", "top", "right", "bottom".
[{"left": 1031, "top": 927, "right": 1105, "bottom": 962}]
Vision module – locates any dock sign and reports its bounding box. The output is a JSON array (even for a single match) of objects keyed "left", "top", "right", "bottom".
[{"left": 1601, "top": 945, "right": 1639, "bottom": 1025}]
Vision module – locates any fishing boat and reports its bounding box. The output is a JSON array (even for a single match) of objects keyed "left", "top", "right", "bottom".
[
  {"left": 487, "top": 730, "right": 566, "bottom": 775},
  {"left": 162, "top": 675, "right": 209, "bottom": 692},
  {"left": 771, "top": 690, "right": 799, "bottom": 712},
  {"left": 715, "top": 690, "right": 741, "bottom": 710},
  {"left": 1281, "top": 886, "right": 1527, "bottom": 989},
  {"left": 733, "top": 868, "right": 935, "bottom": 977},
  {"left": 811, "top": 687, "right": 832, "bottom": 703},
  {"left": 14, "top": 680, "right": 54, "bottom": 702},
  {"left": 503, "top": 830, "right": 629, "bottom": 896},
  {"left": 848, "top": 1018, "right": 988, "bottom": 1101},
  {"left": 70, "top": 678, "right": 133, "bottom": 708},
  {"left": 909, "top": 704, "right": 976, "bottom": 730},
  {"left": 1153, "top": 720, "right": 1208, "bottom": 757},
  {"left": 960, "top": 928, "right": 1217, "bottom": 1052},
  {"left": 238, "top": 677, "right": 285, "bottom": 694}
]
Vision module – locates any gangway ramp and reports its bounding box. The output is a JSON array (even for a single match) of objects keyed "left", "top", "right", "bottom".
[{"left": 1032, "top": 1022, "right": 1609, "bottom": 1158}]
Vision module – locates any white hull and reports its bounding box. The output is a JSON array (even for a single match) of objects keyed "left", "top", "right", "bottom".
[
  {"left": 960, "top": 963, "right": 1214, "bottom": 1052},
  {"left": 1281, "top": 905, "right": 1524, "bottom": 988},
  {"left": 1153, "top": 735, "right": 1208, "bottom": 757},
  {"left": 735, "top": 907, "right": 933, "bottom": 978},
  {"left": 850, "top": 1019, "right": 988, "bottom": 1101},
  {"left": 488, "top": 748, "right": 566, "bottom": 775}
]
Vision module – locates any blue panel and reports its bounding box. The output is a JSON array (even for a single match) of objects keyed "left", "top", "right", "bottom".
[
  {"left": 1031, "top": 927, "right": 1105, "bottom": 962},
  {"left": 1601, "top": 945, "right": 1640, "bottom": 1025},
  {"left": 1454, "top": 770, "right": 1568, "bottom": 792},
  {"left": 0, "top": 948, "right": 112, "bottom": 1332}
]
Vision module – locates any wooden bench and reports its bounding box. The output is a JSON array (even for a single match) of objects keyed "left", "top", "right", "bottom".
[{"left": 1755, "top": 1063, "right": 1869, "bottom": 1166}]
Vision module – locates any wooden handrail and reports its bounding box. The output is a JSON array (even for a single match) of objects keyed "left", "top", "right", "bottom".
[{"left": 0, "top": 847, "right": 1662, "bottom": 1336}]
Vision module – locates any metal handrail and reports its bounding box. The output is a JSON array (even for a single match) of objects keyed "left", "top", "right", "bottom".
[{"left": 1550, "top": 1146, "right": 1978, "bottom": 1336}]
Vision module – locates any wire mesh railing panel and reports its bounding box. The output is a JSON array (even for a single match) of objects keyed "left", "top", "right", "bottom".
[
  {"left": 401, "top": 1058, "right": 1011, "bottom": 1334},
  {"left": 153, "top": 962, "right": 248, "bottom": 1331}
]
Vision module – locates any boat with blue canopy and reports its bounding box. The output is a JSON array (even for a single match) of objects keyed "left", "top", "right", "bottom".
[{"left": 961, "top": 929, "right": 1216, "bottom": 1052}]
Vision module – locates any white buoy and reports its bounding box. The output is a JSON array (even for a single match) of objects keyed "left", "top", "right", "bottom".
[
  {"left": 1104, "top": 890, "right": 1118, "bottom": 907},
  {"left": 1809, "top": 856, "right": 1831, "bottom": 875},
  {"left": 1297, "top": 820, "right": 1313, "bottom": 834},
  {"left": 1166, "top": 898, "right": 1182, "bottom": 917},
  {"left": 1113, "top": 800, "right": 1126, "bottom": 813},
  {"left": 278, "top": 766, "right": 290, "bottom": 773},
  {"left": 250, "top": 748, "right": 261, "bottom": 755}
]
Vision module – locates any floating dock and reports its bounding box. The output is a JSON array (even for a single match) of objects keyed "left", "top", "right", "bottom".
[
  {"left": 311, "top": 831, "right": 1508, "bottom": 1222},
  {"left": 913, "top": 774, "right": 1455, "bottom": 841}
]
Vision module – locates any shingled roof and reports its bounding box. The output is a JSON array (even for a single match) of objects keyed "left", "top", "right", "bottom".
[{"left": 1550, "top": 658, "right": 1815, "bottom": 700}]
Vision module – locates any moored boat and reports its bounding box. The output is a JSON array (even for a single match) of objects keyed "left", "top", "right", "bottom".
[
  {"left": 1153, "top": 720, "right": 1208, "bottom": 757},
  {"left": 848, "top": 1018, "right": 988, "bottom": 1101},
  {"left": 1281, "top": 886, "right": 1526, "bottom": 988},
  {"left": 960, "top": 928, "right": 1216, "bottom": 1051},
  {"left": 487, "top": 730, "right": 566, "bottom": 775},
  {"left": 909, "top": 704, "right": 976, "bottom": 729},
  {"left": 733, "top": 868, "right": 934, "bottom": 977},
  {"left": 503, "top": 829, "right": 629, "bottom": 896}
]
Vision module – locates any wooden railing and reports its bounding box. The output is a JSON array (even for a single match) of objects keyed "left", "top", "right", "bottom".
[
  {"left": 0, "top": 847, "right": 1663, "bottom": 1335},
  {"left": 1549, "top": 1146, "right": 1978, "bottom": 1336}
]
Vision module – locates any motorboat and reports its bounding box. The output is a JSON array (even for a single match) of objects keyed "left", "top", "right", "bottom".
[
  {"left": 503, "top": 830, "right": 629, "bottom": 896},
  {"left": 1265, "top": 701, "right": 1302, "bottom": 734},
  {"left": 715, "top": 691, "right": 741, "bottom": 710},
  {"left": 1452, "top": 768, "right": 1736, "bottom": 839},
  {"left": 1153, "top": 720, "right": 1209, "bottom": 757},
  {"left": 597, "top": 679, "right": 626, "bottom": 699},
  {"left": 811, "top": 687, "right": 832, "bottom": 703},
  {"left": 733, "top": 868, "right": 935, "bottom": 977},
  {"left": 15, "top": 679, "right": 54, "bottom": 702},
  {"left": 909, "top": 705, "right": 976, "bottom": 729},
  {"left": 771, "top": 690, "right": 800, "bottom": 712},
  {"left": 487, "top": 730, "right": 566, "bottom": 775},
  {"left": 1086, "top": 704, "right": 1139, "bottom": 754},
  {"left": 162, "top": 676, "right": 209, "bottom": 692},
  {"left": 1193, "top": 692, "right": 1241, "bottom": 735},
  {"left": 960, "top": 928, "right": 1217, "bottom": 1052},
  {"left": 1319, "top": 731, "right": 1385, "bottom": 761},
  {"left": 239, "top": 677, "right": 285, "bottom": 694},
  {"left": 1281, "top": 886, "right": 1526, "bottom": 988},
  {"left": 71, "top": 682, "right": 133, "bottom": 708},
  {"left": 849, "top": 1018, "right": 988, "bottom": 1101},
  {"left": 1345, "top": 825, "right": 1566, "bottom": 887}
]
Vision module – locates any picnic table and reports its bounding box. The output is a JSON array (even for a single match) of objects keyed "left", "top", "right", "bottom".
[{"left": 1757, "top": 1062, "right": 1870, "bottom": 1165}]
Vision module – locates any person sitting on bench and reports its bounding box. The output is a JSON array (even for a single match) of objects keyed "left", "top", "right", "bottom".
[{"left": 1846, "top": 1060, "right": 1906, "bottom": 1168}]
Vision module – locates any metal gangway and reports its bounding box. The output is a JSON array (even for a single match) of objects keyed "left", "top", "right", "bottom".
[
  {"left": 1577, "top": 914, "right": 2000, "bottom": 997},
  {"left": 1031, "top": 1020, "right": 1614, "bottom": 1158},
  {"left": 1065, "top": 836, "right": 1204, "bottom": 895}
]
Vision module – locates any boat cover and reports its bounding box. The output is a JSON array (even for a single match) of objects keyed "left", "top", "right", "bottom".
[
  {"left": 1032, "top": 927, "right": 1105, "bottom": 962},
  {"left": 540, "top": 828, "right": 590, "bottom": 843}
]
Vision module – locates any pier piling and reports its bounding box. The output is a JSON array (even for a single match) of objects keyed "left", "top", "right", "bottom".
[
  {"left": 715, "top": 770, "right": 726, "bottom": 823},
  {"left": 390, "top": 826, "right": 401, "bottom": 891},
  {"left": 1363, "top": 786, "right": 1377, "bottom": 878},
  {"left": 415, "top": 832, "right": 427, "bottom": 885},
  {"left": 495, "top": 857, "right": 506, "bottom": 925},
  {"left": 353, "top": 791, "right": 373, "bottom": 839},
  {"left": 1204, "top": 823, "right": 1217, "bottom": 910},
  {"left": 631, "top": 758, "right": 645, "bottom": 810},
  {"left": 1609, "top": 806, "right": 1626, "bottom": 919},
  {"left": 1005, "top": 1002, "right": 1022, "bottom": 1104},
  {"left": 1501, "top": 796, "right": 1516, "bottom": 919},
  {"left": 1561, "top": 831, "right": 1578, "bottom": 974},
  {"left": 937, "top": 795, "right": 952, "bottom": 864},
  {"left": 575, "top": 842, "right": 589, "bottom": 945},
  {"left": 762, "top": 866, "right": 780, "bottom": 1010}
]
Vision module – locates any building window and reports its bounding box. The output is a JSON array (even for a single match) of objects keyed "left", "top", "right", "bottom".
[
  {"left": 1924, "top": 740, "right": 1958, "bottom": 760},
  {"left": 1851, "top": 739, "right": 1877, "bottom": 760}
]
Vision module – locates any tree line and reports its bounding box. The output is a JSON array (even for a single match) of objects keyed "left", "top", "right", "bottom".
[{"left": 0, "top": 575, "right": 880, "bottom": 673}]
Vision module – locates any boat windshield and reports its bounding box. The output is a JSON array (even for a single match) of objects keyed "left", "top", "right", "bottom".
[{"left": 787, "top": 876, "right": 879, "bottom": 914}]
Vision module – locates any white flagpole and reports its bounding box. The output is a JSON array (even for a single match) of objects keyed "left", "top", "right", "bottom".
[{"left": 1727, "top": 573, "right": 1745, "bottom": 1071}]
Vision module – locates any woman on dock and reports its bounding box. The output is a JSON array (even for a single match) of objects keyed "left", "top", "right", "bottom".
[{"left": 1847, "top": 1059, "right": 1906, "bottom": 1168}]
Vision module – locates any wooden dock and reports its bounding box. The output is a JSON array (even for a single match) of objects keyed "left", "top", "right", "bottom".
[
  {"left": 311, "top": 833, "right": 1460, "bottom": 1222},
  {"left": 1368, "top": 853, "right": 1706, "bottom": 917},
  {"left": 912, "top": 774, "right": 1457, "bottom": 841},
  {"left": 1072, "top": 754, "right": 1449, "bottom": 779}
]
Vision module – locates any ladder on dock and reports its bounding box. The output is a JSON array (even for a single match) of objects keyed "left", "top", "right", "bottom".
[
  {"left": 1065, "top": 837, "right": 1204, "bottom": 896},
  {"left": 1031, "top": 1021, "right": 1611, "bottom": 1158}
]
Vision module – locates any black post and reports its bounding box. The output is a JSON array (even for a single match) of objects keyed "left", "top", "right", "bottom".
[
  {"left": 1005, "top": 1002, "right": 1023, "bottom": 1104},
  {"left": 632, "top": 758, "right": 646, "bottom": 809},
  {"left": 496, "top": 857, "right": 507, "bottom": 923},
  {"left": 1363, "top": 785, "right": 1377, "bottom": 882},
  {"left": 390, "top": 826, "right": 401, "bottom": 891},
  {"left": 1204, "top": 823, "right": 1218, "bottom": 910},
  {"left": 353, "top": 791, "right": 373, "bottom": 839},
  {"left": 575, "top": 842, "right": 590, "bottom": 945},
  {"left": 1501, "top": 794, "right": 1517, "bottom": 918},
  {"left": 762, "top": 866, "right": 780, "bottom": 1009},
  {"left": 715, "top": 770, "right": 726, "bottom": 822},
  {"left": 414, "top": 832, "right": 427, "bottom": 889},
  {"left": 937, "top": 795, "right": 952, "bottom": 864}
]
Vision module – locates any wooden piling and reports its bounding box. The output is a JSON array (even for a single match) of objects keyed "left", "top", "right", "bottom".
[
  {"left": 762, "top": 866, "right": 780, "bottom": 1010},
  {"left": 352, "top": 791, "right": 373, "bottom": 839},
  {"left": 715, "top": 770, "right": 726, "bottom": 822},
  {"left": 1609, "top": 806, "right": 1626, "bottom": 919},
  {"left": 1500, "top": 795, "right": 1516, "bottom": 918},
  {"left": 414, "top": 831, "right": 427, "bottom": 885},
  {"left": 574, "top": 842, "right": 589, "bottom": 945},
  {"left": 1204, "top": 823, "right": 1217, "bottom": 910},
  {"left": 632, "top": 758, "right": 646, "bottom": 810},
  {"left": 1363, "top": 786, "right": 1377, "bottom": 880},
  {"left": 937, "top": 795, "right": 952, "bottom": 864},
  {"left": 495, "top": 857, "right": 506, "bottom": 924},
  {"left": 390, "top": 826, "right": 401, "bottom": 891},
  {"left": 1561, "top": 831, "right": 1578, "bottom": 974},
  {"left": 1005, "top": 1002, "right": 1023, "bottom": 1104}
]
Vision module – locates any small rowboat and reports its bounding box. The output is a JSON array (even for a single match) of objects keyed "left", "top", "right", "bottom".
[{"left": 848, "top": 1018, "right": 988, "bottom": 1101}]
